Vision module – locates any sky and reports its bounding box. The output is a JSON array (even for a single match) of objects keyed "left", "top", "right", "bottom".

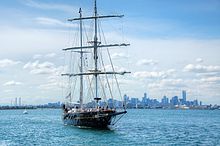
[{"left": 0, "top": 0, "right": 220, "bottom": 105}]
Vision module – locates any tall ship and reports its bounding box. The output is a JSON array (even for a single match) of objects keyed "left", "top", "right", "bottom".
[{"left": 62, "top": 0, "right": 130, "bottom": 128}]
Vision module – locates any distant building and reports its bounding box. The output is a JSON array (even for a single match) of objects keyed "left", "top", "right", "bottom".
[
  {"left": 161, "top": 95, "right": 169, "bottom": 106},
  {"left": 142, "top": 93, "right": 148, "bottom": 106},
  {"left": 193, "top": 99, "right": 198, "bottom": 106},
  {"left": 47, "top": 101, "right": 61, "bottom": 108},
  {"left": 144, "top": 93, "right": 147, "bottom": 98},
  {"left": 123, "top": 94, "right": 129, "bottom": 103},
  {"left": 19, "top": 97, "right": 21, "bottom": 106},
  {"left": 182, "top": 90, "right": 186, "bottom": 104},
  {"left": 170, "top": 96, "right": 179, "bottom": 106},
  {"left": 179, "top": 98, "right": 183, "bottom": 105},
  {"left": 83, "top": 90, "right": 207, "bottom": 109},
  {"left": 108, "top": 98, "right": 114, "bottom": 108},
  {"left": 130, "top": 98, "right": 138, "bottom": 108},
  {"left": 115, "top": 100, "right": 123, "bottom": 108}
]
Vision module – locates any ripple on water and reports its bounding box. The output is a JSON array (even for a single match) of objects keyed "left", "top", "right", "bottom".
[{"left": 0, "top": 109, "right": 220, "bottom": 145}]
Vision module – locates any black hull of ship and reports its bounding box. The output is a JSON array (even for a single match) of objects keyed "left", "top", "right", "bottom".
[{"left": 63, "top": 110, "right": 126, "bottom": 128}]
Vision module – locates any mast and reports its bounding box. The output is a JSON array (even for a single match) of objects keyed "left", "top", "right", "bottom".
[
  {"left": 93, "top": 0, "right": 100, "bottom": 104},
  {"left": 79, "top": 8, "right": 83, "bottom": 108},
  {"left": 63, "top": 0, "right": 130, "bottom": 107}
]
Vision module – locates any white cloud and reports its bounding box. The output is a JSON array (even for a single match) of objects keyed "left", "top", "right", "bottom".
[
  {"left": 38, "top": 69, "right": 67, "bottom": 90},
  {"left": 0, "top": 59, "right": 20, "bottom": 68},
  {"left": 38, "top": 82, "right": 62, "bottom": 90},
  {"left": 136, "top": 59, "right": 158, "bottom": 66},
  {"left": 184, "top": 64, "right": 220, "bottom": 73},
  {"left": 196, "top": 58, "right": 203, "bottom": 63},
  {"left": 35, "top": 17, "right": 76, "bottom": 28},
  {"left": 196, "top": 72, "right": 220, "bottom": 77},
  {"left": 23, "top": 60, "right": 65, "bottom": 91},
  {"left": 133, "top": 71, "right": 166, "bottom": 78},
  {"left": 3, "top": 80, "right": 22, "bottom": 86},
  {"left": 32, "top": 53, "right": 57, "bottom": 59},
  {"left": 117, "top": 78, "right": 136, "bottom": 85},
  {"left": 24, "top": 0, "right": 75, "bottom": 13},
  {"left": 160, "top": 79, "right": 185, "bottom": 87},
  {"left": 0, "top": 26, "right": 67, "bottom": 58},
  {"left": 111, "top": 53, "right": 129, "bottom": 59},
  {"left": 104, "top": 64, "right": 127, "bottom": 72},
  {"left": 27, "top": 61, "right": 54, "bottom": 69},
  {"left": 45, "top": 53, "right": 56, "bottom": 58},
  {"left": 3, "top": 89, "right": 13, "bottom": 93},
  {"left": 130, "top": 38, "right": 220, "bottom": 68},
  {"left": 33, "top": 54, "right": 42, "bottom": 59},
  {"left": 201, "top": 77, "right": 220, "bottom": 83},
  {"left": 133, "top": 69, "right": 175, "bottom": 79},
  {"left": 23, "top": 60, "right": 63, "bottom": 75},
  {"left": 146, "top": 78, "right": 187, "bottom": 98}
]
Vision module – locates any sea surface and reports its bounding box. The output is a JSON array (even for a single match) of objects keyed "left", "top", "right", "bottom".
[{"left": 0, "top": 109, "right": 220, "bottom": 146}]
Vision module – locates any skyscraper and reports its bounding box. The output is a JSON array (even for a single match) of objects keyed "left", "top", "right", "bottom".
[
  {"left": 182, "top": 90, "right": 186, "bottom": 104},
  {"left": 170, "top": 96, "right": 179, "bottom": 106},
  {"left": 161, "top": 95, "right": 169, "bottom": 106},
  {"left": 144, "top": 93, "right": 147, "bottom": 98},
  {"left": 142, "top": 92, "right": 148, "bottom": 105},
  {"left": 123, "top": 94, "right": 129, "bottom": 107}
]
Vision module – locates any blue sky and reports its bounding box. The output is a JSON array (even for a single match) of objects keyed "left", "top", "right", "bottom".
[{"left": 0, "top": 0, "right": 220, "bottom": 105}]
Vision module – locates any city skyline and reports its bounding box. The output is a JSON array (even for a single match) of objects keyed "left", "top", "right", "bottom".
[
  {"left": 4, "top": 90, "right": 210, "bottom": 107},
  {"left": 0, "top": 0, "right": 220, "bottom": 105},
  {"left": 124, "top": 90, "right": 203, "bottom": 108}
]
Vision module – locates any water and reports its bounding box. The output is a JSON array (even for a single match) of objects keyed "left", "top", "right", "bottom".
[{"left": 0, "top": 109, "right": 220, "bottom": 146}]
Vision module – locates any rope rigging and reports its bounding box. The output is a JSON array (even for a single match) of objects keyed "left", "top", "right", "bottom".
[
  {"left": 99, "top": 20, "right": 125, "bottom": 110},
  {"left": 63, "top": 2, "right": 128, "bottom": 110}
]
